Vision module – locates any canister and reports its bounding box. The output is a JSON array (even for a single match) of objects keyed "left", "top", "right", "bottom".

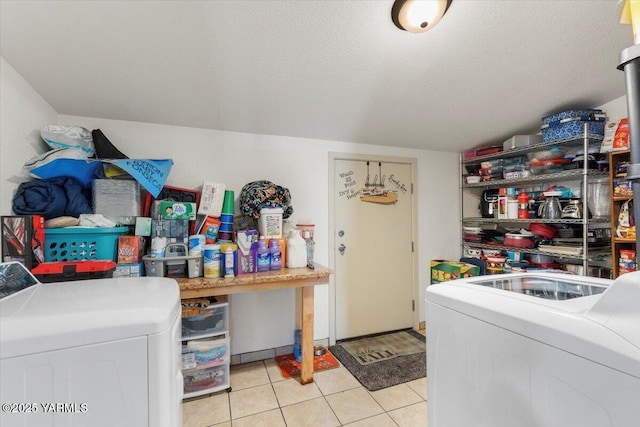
[
  {"left": 258, "top": 207, "right": 283, "bottom": 238},
  {"left": 188, "top": 234, "right": 206, "bottom": 256},
  {"left": 220, "top": 243, "right": 238, "bottom": 277},
  {"left": 203, "top": 244, "right": 221, "bottom": 278}
]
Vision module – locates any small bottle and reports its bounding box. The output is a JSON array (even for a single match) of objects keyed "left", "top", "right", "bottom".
[
  {"left": 517, "top": 192, "right": 530, "bottom": 219},
  {"left": 257, "top": 236, "right": 271, "bottom": 272},
  {"left": 269, "top": 238, "right": 282, "bottom": 270},
  {"left": 224, "top": 247, "right": 235, "bottom": 278}
]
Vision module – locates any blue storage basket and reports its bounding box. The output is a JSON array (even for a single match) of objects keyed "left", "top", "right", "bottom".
[
  {"left": 45, "top": 226, "right": 129, "bottom": 262},
  {"left": 540, "top": 109, "right": 606, "bottom": 142}
]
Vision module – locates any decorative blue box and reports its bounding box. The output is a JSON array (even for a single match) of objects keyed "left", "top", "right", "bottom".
[{"left": 540, "top": 109, "right": 605, "bottom": 142}]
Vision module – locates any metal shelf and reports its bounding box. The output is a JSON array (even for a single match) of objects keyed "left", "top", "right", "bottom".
[
  {"left": 459, "top": 123, "right": 610, "bottom": 276},
  {"left": 462, "top": 217, "right": 610, "bottom": 225},
  {"left": 462, "top": 135, "right": 603, "bottom": 165},
  {"left": 462, "top": 169, "right": 609, "bottom": 189},
  {"left": 462, "top": 242, "right": 610, "bottom": 262}
]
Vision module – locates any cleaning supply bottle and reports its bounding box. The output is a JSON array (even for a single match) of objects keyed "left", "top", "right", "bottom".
[
  {"left": 269, "top": 238, "right": 282, "bottom": 270},
  {"left": 257, "top": 236, "right": 270, "bottom": 272},
  {"left": 224, "top": 246, "right": 235, "bottom": 278},
  {"left": 286, "top": 229, "right": 307, "bottom": 268}
]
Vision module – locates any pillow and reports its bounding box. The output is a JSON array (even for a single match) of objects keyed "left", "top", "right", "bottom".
[{"left": 41, "top": 125, "right": 95, "bottom": 156}]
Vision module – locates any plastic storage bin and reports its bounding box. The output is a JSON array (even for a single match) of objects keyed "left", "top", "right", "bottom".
[
  {"left": 44, "top": 226, "right": 129, "bottom": 262},
  {"left": 181, "top": 302, "right": 229, "bottom": 339},
  {"left": 182, "top": 336, "right": 229, "bottom": 369},
  {"left": 540, "top": 109, "right": 606, "bottom": 142},
  {"left": 529, "top": 158, "right": 570, "bottom": 175},
  {"left": 182, "top": 364, "right": 229, "bottom": 394}
]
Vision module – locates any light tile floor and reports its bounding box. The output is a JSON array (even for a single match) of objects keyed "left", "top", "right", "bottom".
[{"left": 184, "top": 330, "right": 428, "bottom": 427}]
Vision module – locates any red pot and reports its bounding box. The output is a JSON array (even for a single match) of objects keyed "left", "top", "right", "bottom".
[
  {"left": 503, "top": 233, "right": 535, "bottom": 248},
  {"left": 529, "top": 222, "right": 558, "bottom": 240}
]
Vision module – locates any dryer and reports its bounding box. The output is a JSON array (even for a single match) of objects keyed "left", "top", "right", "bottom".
[
  {"left": 0, "top": 262, "right": 183, "bottom": 427},
  {"left": 426, "top": 271, "right": 640, "bottom": 427}
]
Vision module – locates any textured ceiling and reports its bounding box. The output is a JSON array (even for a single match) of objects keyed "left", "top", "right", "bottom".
[{"left": 0, "top": 0, "right": 633, "bottom": 152}]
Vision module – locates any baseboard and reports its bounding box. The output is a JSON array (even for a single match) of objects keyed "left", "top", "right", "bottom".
[{"left": 231, "top": 337, "right": 330, "bottom": 366}]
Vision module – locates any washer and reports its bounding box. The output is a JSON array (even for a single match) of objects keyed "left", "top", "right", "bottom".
[
  {"left": 0, "top": 262, "right": 182, "bottom": 427},
  {"left": 426, "top": 271, "right": 640, "bottom": 427}
]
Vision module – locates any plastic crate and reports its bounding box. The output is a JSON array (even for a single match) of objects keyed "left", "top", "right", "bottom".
[
  {"left": 44, "top": 226, "right": 129, "bottom": 262},
  {"left": 540, "top": 109, "right": 605, "bottom": 142}
]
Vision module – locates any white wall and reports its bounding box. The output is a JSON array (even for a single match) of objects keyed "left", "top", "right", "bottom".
[
  {"left": 0, "top": 57, "right": 58, "bottom": 211},
  {"left": 1, "top": 55, "right": 461, "bottom": 355},
  {"left": 600, "top": 95, "right": 628, "bottom": 119},
  {"left": 57, "top": 115, "right": 460, "bottom": 353}
]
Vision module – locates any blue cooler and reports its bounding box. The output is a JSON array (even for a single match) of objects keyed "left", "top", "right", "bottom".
[{"left": 540, "top": 109, "right": 606, "bottom": 142}]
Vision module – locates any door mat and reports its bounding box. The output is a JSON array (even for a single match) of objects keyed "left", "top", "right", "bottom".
[
  {"left": 275, "top": 350, "right": 340, "bottom": 378},
  {"left": 328, "top": 329, "right": 426, "bottom": 391}
]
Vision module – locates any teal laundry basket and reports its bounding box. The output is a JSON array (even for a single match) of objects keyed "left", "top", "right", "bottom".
[{"left": 45, "top": 226, "right": 129, "bottom": 262}]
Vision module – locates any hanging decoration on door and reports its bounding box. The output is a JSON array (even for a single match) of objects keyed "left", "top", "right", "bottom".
[{"left": 360, "top": 162, "right": 398, "bottom": 204}]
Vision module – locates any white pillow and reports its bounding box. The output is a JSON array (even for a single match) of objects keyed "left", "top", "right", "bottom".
[{"left": 41, "top": 125, "right": 95, "bottom": 156}]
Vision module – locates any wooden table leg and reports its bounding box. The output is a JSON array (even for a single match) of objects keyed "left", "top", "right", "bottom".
[{"left": 300, "top": 285, "right": 315, "bottom": 384}]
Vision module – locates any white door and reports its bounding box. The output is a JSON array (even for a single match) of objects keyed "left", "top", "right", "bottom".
[{"left": 331, "top": 155, "right": 416, "bottom": 340}]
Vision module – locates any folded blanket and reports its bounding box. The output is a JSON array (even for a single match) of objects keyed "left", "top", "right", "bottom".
[{"left": 12, "top": 176, "right": 93, "bottom": 220}]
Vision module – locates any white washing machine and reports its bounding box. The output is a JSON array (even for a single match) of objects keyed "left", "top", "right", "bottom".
[
  {"left": 0, "top": 262, "right": 183, "bottom": 427},
  {"left": 426, "top": 271, "right": 640, "bottom": 427}
]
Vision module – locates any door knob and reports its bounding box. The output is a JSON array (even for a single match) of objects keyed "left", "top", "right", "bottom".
[{"left": 338, "top": 244, "right": 346, "bottom": 254}]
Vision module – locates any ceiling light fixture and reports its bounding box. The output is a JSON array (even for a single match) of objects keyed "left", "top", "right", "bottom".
[{"left": 391, "top": 0, "right": 452, "bottom": 33}]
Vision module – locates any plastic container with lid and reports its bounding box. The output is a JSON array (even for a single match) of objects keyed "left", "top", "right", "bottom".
[
  {"left": 258, "top": 207, "right": 283, "bottom": 238},
  {"left": 529, "top": 158, "right": 570, "bottom": 175},
  {"left": 296, "top": 219, "right": 315, "bottom": 241}
]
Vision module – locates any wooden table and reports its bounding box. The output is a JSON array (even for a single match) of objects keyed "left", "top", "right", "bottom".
[{"left": 176, "top": 265, "right": 332, "bottom": 384}]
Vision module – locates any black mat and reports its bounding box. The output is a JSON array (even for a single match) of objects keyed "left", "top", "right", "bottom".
[{"left": 328, "top": 329, "right": 426, "bottom": 391}]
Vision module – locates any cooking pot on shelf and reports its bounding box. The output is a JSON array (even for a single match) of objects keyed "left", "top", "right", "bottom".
[
  {"left": 504, "top": 233, "right": 536, "bottom": 248},
  {"left": 529, "top": 222, "right": 559, "bottom": 240}
]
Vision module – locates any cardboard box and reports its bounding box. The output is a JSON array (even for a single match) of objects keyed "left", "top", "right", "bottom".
[
  {"left": 430, "top": 260, "right": 480, "bottom": 284},
  {"left": 198, "top": 181, "right": 225, "bottom": 217},
  {"left": 117, "top": 236, "right": 143, "bottom": 264},
  {"left": 1, "top": 215, "right": 45, "bottom": 269},
  {"left": 154, "top": 201, "right": 197, "bottom": 220},
  {"left": 113, "top": 263, "right": 144, "bottom": 278},
  {"left": 157, "top": 185, "right": 201, "bottom": 234},
  {"left": 151, "top": 219, "right": 190, "bottom": 239}
]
